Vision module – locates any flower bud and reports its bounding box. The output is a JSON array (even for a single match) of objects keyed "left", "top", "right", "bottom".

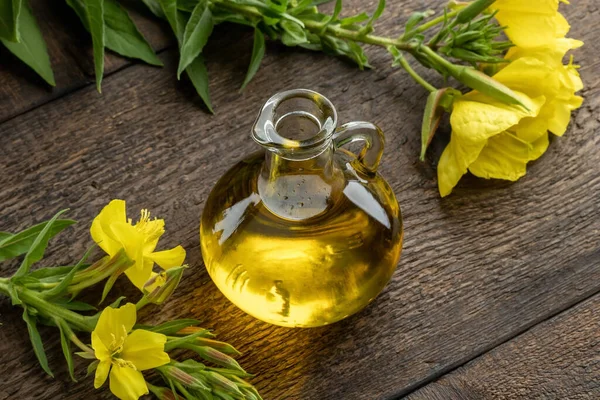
[
  {"left": 450, "top": 65, "right": 529, "bottom": 109},
  {"left": 147, "top": 384, "right": 178, "bottom": 400},
  {"left": 200, "top": 371, "right": 244, "bottom": 397},
  {"left": 195, "top": 346, "right": 245, "bottom": 373},
  {"left": 456, "top": 0, "right": 497, "bottom": 23},
  {"left": 160, "top": 364, "right": 210, "bottom": 391},
  {"left": 143, "top": 266, "right": 187, "bottom": 305}
]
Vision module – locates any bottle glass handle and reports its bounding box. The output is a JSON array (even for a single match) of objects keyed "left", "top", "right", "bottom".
[{"left": 332, "top": 121, "right": 385, "bottom": 174}]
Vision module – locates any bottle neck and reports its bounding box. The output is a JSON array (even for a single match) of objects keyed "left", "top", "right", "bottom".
[{"left": 258, "top": 143, "right": 343, "bottom": 221}]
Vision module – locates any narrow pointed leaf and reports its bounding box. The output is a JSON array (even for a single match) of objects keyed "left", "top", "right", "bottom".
[
  {"left": 158, "top": 0, "right": 182, "bottom": 40},
  {"left": 365, "top": 0, "right": 385, "bottom": 28},
  {"left": 28, "top": 265, "right": 76, "bottom": 280},
  {"left": 140, "top": 318, "right": 202, "bottom": 335},
  {"left": 86, "top": 360, "right": 100, "bottom": 377},
  {"left": 0, "top": 0, "right": 19, "bottom": 41},
  {"left": 420, "top": 89, "right": 446, "bottom": 161},
  {"left": 1, "top": 3, "right": 55, "bottom": 85},
  {"left": 22, "top": 307, "right": 53, "bottom": 377},
  {"left": 56, "top": 320, "right": 77, "bottom": 382},
  {"left": 52, "top": 298, "right": 97, "bottom": 311},
  {"left": 0, "top": 219, "right": 75, "bottom": 262},
  {"left": 177, "top": 0, "right": 214, "bottom": 78},
  {"left": 13, "top": 210, "right": 68, "bottom": 278},
  {"left": 11, "top": 0, "right": 22, "bottom": 41},
  {"left": 103, "top": 0, "right": 162, "bottom": 66},
  {"left": 83, "top": 0, "right": 105, "bottom": 92},
  {"left": 186, "top": 54, "right": 213, "bottom": 113},
  {"left": 240, "top": 28, "right": 265, "bottom": 90},
  {"left": 43, "top": 246, "right": 94, "bottom": 299},
  {"left": 141, "top": 0, "right": 164, "bottom": 18}
]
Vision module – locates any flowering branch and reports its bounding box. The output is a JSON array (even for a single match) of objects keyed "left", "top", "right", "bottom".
[{"left": 0, "top": 202, "right": 262, "bottom": 400}]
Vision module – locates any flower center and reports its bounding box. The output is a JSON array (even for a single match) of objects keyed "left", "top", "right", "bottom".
[{"left": 134, "top": 209, "right": 164, "bottom": 242}]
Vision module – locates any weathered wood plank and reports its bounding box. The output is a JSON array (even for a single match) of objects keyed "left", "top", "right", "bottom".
[
  {"left": 406, "top": 293, "right": 600, "bottom": 400},
  {"left": 0, "top": 0, "right": 173, "bottom": 123},
  {"left": 0, "top": 1, "right": 599, "bottom": 399}
]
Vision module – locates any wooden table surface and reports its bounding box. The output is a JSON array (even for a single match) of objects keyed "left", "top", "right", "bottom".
[{"left": 1, "top": 1, "right": 599, "bottom": 399}]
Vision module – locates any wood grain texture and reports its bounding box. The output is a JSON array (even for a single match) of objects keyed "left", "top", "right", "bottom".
[
  {"left": 0, "top": 0, "right": 173, "bottom": 123},
  {"left": 407, "top": 293, "right": 600, "bottom": 400},
  {"left": 0, "top": 1, "right": 599, "bottom": 399}
]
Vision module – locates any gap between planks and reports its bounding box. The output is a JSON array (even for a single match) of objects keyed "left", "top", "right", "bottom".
[{"left": 390, "top": 256, "right": 600, "bottom": 400}]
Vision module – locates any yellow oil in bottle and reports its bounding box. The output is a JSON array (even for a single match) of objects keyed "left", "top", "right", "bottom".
[{"left": 200, "top": 152, "right": 403, "bottom": 327}]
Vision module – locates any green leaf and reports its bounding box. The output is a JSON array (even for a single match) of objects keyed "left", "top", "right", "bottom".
[
  {"left": 56, "top": 320, "right": 77, "bottom": 382},
  {"left": 177, "top": 0, "right": 214, "bottom": 79},
  {"left": 13, "top": 210, "right": 68, "bottom": 278},
  {"left": 22, "top": 307, "right": 53, "bottom": 377},
  {"left": 83, "top": 0, "right": 105, "bottom": 92},
  {"left": 404, "top": 10, "right": 435, "bottom": 34},
  {"left": 0, "top": 0, "right": 19, "bottom": 41},
  {"left": 339, "top": 12, "right": 369, "bottom": 27},
  {"left": 43, "top": 246, "right": 94, "bottom": 299},
  {"left": 362, "top": 0, "right": 385, "bottom": 33},
  {"left": 0, "top": 3, "right": 55, "bottom": 86},
  {"left": 107, "top": 295, "right": 126, "bottom": 308},
  {"left": 177, "top": 0, "right": 198, "bottom": 12},
  {"left": 0, "top": 232, "right": 11, "bottom": 241},
  {"left": 140, "top": 0, "right": 164, "bottom": 18},
  {"left": 240, "top": 28, "right": 265, "bottom": 91},
  {"left": 186, "top": 54, "right": 213, "bottom": 113},
  {"left": 280, "top": 20, "right": 307, "bottom": 46},
  {"left": 28, "top": 265, "right": 76, "bottom": 280},
  {"left": 159, "top": 0, "right": 183, "bottom": 42},
  {"left": 52, "top": 298, "right": 97, "bottom": 311},
  {"left": 0, "top": 219, "right": 75, "bottom": 262},
  {"left": 103, "top": 0, "right": 163, "bottom": 66},
  {"left": 141, "top": 318, "right": 202, "bottom": 335},
  {"left": 86, "top": 360, "right": 99, "bottom": 377}
]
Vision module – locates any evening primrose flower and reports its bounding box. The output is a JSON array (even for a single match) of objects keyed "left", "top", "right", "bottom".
[
  {"left": 90, "top": 200, "right": 186, "bottom": 290},
  {"left": 437, "top": 32, "right": 584, "bottom": 196},
  {"left": 492, "top": 0, "right": 570, "bottom": 48},
  {"left": 437, "top": 90, "right": 545, "bottom": 196},
  {"left": 92, "top": 303, "right": 170, "bottom": 400}
]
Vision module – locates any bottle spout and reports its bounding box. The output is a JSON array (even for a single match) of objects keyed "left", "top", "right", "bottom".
[{"left": 252, "top": 89, "right": 338, "bottom": 159}]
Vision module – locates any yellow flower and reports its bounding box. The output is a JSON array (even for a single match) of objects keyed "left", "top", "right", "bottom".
[
  {"left": 437, "top": 29, "right": 584, "bottom": 197},
  {"left": 92, "top": 303, "right": 170, "bottom": 400},
  {"left": 493, "top": 0, "right": 570, "bottom": 48},
  {"left": 502, "top": 39, "right": 584, "bottom": 136},
  {"left": 91, "top": 200, "right": 186, "bottom": 290},
  {"left": 438, "top": 91, "right": 545, "bottom": 197}
]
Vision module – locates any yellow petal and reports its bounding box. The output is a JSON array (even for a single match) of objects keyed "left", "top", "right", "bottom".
[
  {"left": 468, "top": 133, "right": 537, "bottom": 181},
  {"left": 493, "top": 58, "right": 559, "bottom": 99},
  {"left": 149, "top": 246, "right": 186, "bottom": 270},
  {"left": 110, "top": 221, "right": 145, "bottom": 270},
  {"left": 451, "top": 92, "right": 540, "bottom": 141},
  {"left": 437, "top": 135, "right": 486, "bottom": 197},
  {"left": 496, "top": 11, "right": 561, "bottom": 48},
  {"left": 124, "top": 259, "right": 154, "bottom": 290},
  {"left": 94, "top": 303, "right": 137, "bottom": 348},
  {"left": 121, "top": 330, "right": 170, "bottom": 371},
  {"left": 90, "top": 200, "right": 127, "bottom": 256},
  {"left": 109, "top": 365, "right": 148, "bottom": 400},
  {"left": 546, "top": 97, "right": 583, "bottom": 136},
  {"left": 529, "top": 133, "right": 550, "bottom": 161},
  {"left": 493, "top": 0, "right": 558, "bottom": 14},
  {"left": 91, "top": 331, "right": 110, "bottom": 361},
  {"left": 94, "top": 359, "right": 111, "bottom": 389}
]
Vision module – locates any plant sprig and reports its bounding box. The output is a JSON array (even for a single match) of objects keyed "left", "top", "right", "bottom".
[
  {"left": 0, "top": 208, "right": 261, "bottom": 400},
  {"left": 1, "top": 0, "right": 522, "bottom": 113}
]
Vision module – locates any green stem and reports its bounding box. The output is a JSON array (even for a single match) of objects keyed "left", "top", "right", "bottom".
[
  {"left": 56, "top": 317, "right": 95, "bottom": 354},
  {"left": 395, "top": 55, "right": 436, "bottom": 92},
  {"left": 135, "top": 295, "right": 150, "bottom": 311},
  {"left": 414, "top": 9, "right": 459, "bottom": 33},
  {"left": 67, "top": 251, "right": 133, "bottom": 294},
  {"left": 12, "top": 284, "right": 94, "bottom": 331}
]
